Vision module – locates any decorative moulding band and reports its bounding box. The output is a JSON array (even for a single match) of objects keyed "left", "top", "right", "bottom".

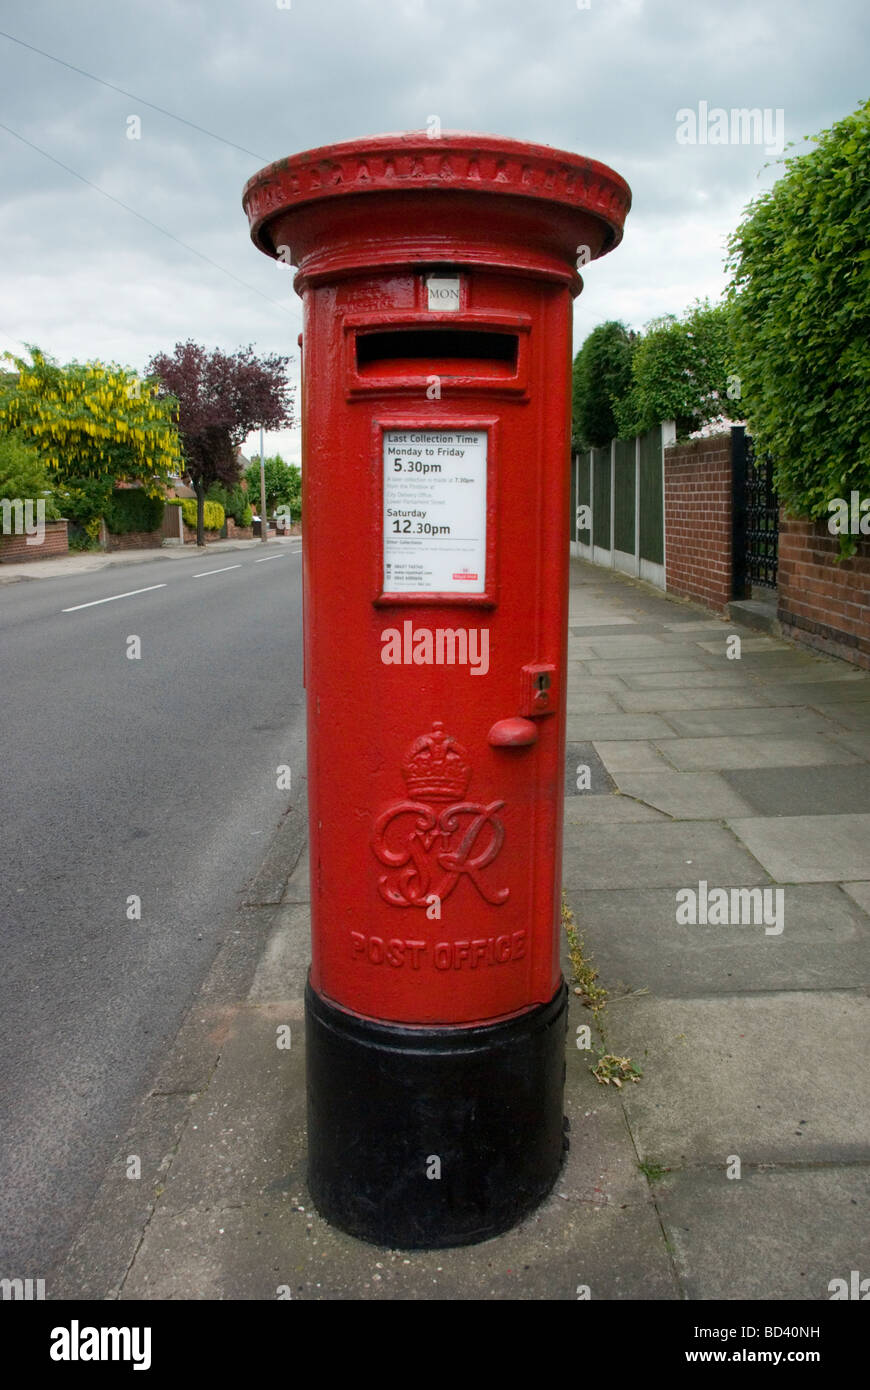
[{"left": 243, "top": 132, "right": 631, "bottom": 259}]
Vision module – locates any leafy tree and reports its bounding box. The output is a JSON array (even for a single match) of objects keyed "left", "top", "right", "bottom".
[
  {"left": 207, "top": 480, "right": 253, "bottom": 528},
  {"left": 572, "top": 321, "right": 636, "bottom": 447},
  {"left": 725, "top": 97, "right": 870, "bottom": 546},
  {"left": 53, "top": 477, "right": 114, "bottom": 539},
  {"left": 147, "top": 341, "right": 293, "bottom": 545},
  {"left": 613, "top": 300, "right": 733, "bottom": 439},
  {"left": 0, "top": 346, "right": 180, "bottom": 529},
  {"left": 243, "top": 453, "right": 301, "bottom": 520},
  {"left": 0, "top": 431, "right": 62, "bottom": 518}
]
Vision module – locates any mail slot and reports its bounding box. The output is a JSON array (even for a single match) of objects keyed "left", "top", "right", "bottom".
[
  {"left": 243, "top": 132, "right": 630, "bottom": 1248},
  {"left": 356, "top": 328, "right": 519, "bottom": 366}
]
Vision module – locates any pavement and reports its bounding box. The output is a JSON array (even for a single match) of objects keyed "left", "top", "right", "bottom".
[
  {"left": 53, "top": 557, "right": 870, "bottom": 1301},
  {"left": 0, "top": 535, "right": 295, "bottom": 584}
]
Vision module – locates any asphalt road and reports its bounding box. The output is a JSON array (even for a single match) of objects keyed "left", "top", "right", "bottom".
[{"left": 0, "top": 544, "right": 305, "bottom": 1277}]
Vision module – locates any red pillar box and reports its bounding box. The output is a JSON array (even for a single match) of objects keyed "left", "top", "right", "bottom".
[{"left": 243, "top": 133, "right": 630, "bottom": 1248}]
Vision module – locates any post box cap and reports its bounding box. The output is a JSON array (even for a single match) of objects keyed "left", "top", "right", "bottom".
[{"left": 242, "top": 130, "right": 631, "bottom": 265}]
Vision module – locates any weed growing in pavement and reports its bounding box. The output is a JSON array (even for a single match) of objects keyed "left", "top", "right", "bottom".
[
  {"left": 561, "top": 893, "right": 643, "bottom": 1089},
  {"left": 637, "top": 1160, "right": 670, "bottom": 1182}
]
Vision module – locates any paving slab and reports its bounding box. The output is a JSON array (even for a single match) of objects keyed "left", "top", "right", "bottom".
[
  {"left": 661, "top": 621, "right": 731, "bottom": 633},
  {"left": 564, "top": 646, "right": 600, "bottom": 660},
  {"left": 809, "top": 702, "right": 870, "bottom": 730},
  {"left": 120, "top": 1181, "right": 676, "bottom": 1301},
  {"left": 579, "top": 657, "right": 710, "bottom": 675},
  {"left": 564, "top": 742, "right": 616, "bottom": 796},
  {"left": 566, "top": 713, "right": 677, "bottom": 741},
  {"left": 283, "top": 848, "right": 310, "bottom": 903},
  {"left": 655, "top": 1166, "right": 870, "bottom": 1301},
  {"left": 563, "top": 885, "right": 870, "bottom": 996},
  {"left": 561, "top": 822, "right": 768, "bottom": 890},
  {"left": 737, "top": 655, "right": 862, "bottom": 679},
  {"left": 569, "top": 598, "right": 635, "bottom": 620},
  {"left": 570, "top": 621, "right": 660, "bottom": 635},
  {"left": 614, "top": 993, "right": 870, "bottom": 1164},
  {"left": 727, "top": 814, "right": 870, "bottom": 882},
  {"left": 564, "top": 691, "right": 626, "bottom": 714},
  {"left": 826, "top": 729, "right": 870, "bottom": 762},
  {"left": 615, "top": 688, "right": 768, "bottom": 713},
  {"left": 657, "top": 707, "right": 847, "bottom": 739},
  {"left": 613, "top": 771, "right": 758, "bottom": 820},
  {"left": 248, "top": 903, "right": 311, "bottom": 1003},
  {"left": 563, "top": 793, "right": 669, "bottom": 824},
  {"left": 563, "top": 674, "right": 632, "bottom": 693},
  {"left": 697, "top": 636, "right": 785, "bottom": 655},
  {"left": 587, "top": 639, "right": 672, "bottom": 658},
  {"left": 841, "top": 882, "right": 870, "bottom": 915},
  {"left": 118, "top": 997, "right": 677, "bottom": 1301},
  {"left": 659, "top": 736, "right": 856, "bottom": 771},
  {"left": 722, "top": 765, "right": 870, "bottom": 817},
  {"left": 792, "top": 665, "right": 870, "bottom": 683},
  {"left": 759, "top": 682, "right": 870, "bottom": 706},
  {"left": 593, "top": 740, "right": 674, "bottom": 775},
  {"left": 620, "top": 669, "right": 754, "bottom": 690}
]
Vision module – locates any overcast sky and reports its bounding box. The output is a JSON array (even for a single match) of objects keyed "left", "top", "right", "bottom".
[{"left": 1, "top": 0, "right": 867, "bottom": 465}]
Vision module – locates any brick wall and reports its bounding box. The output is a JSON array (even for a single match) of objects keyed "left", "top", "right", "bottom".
[
  {"left": 778, "top": 513, "right": 870, "bottom": 670},
  {"left": 664, "top": 434, "right": 734, "bottom": 610},
  {"left": 105, "top": 530, "right": 163, "bottom": 551},
  {"left": 182, "top": 525, "right": 222, "bottom": 544},
  {"left": 226, "top": 520, "right": 253, "bottom": 540},
  {"left": 0, "top": 519, "right": 69, "bottom": 563}
]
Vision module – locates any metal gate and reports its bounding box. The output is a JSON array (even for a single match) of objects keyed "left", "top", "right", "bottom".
[{"left": 732, "top": 426, "right": 778, "bottom": 595}]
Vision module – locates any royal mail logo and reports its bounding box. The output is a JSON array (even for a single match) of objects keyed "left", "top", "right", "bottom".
[{"left": 372, "top": 721, "right": 508, "bottom": 907}]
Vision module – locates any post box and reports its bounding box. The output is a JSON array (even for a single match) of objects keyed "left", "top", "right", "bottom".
[{"left": 243, "top": 133, "right": 630, "bottom": 1247}]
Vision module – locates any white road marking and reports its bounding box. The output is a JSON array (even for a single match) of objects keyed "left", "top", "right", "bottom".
[
  {"left": 254, "top": 553, "right": 285, "bottom": 563},
  {"left": 62, "top": 584, "right": 167, "bottom": 612},
  {"left": 192, "top": 564, "right": 242, "bottom": 578}
]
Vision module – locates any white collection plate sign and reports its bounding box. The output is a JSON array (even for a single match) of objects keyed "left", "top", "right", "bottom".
[
  {"left": 382, "top": 429, "right": 487, "bottom": 594},
  {"left": 426, "top": 275, "right": 461, "bottom": 311}
]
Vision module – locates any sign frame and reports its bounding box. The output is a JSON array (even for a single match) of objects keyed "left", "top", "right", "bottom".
[{"left": 372, "top": 415, "right": 500, "bottom": 609}]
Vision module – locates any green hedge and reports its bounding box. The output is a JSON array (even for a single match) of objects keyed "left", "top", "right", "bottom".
[
  {"left": 168, "top": 497, "right": 225, "bottom": 531},
  {"left": 103, "top": 487, "right": 165, "bottom": 534},
  {"left": 726, "top": 98, "right": 870, "bottom": 535}
]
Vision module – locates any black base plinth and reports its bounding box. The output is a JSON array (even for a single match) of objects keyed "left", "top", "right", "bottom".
[{"left": 304, "top": 977, "right": 568, "bottom": 1249}]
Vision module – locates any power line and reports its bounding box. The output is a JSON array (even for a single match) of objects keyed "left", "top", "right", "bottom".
[
  {"left": 0, "top": 28, "right": 268, "bottom": 161},
  {"left": 0, "top": 119, "right": 292, "bottom": 315}
]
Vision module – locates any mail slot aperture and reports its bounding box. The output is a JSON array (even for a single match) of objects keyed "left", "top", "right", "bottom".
[
  {"left": 344, "top": 310, "right": 531, "bottom": 397},
  {"left": 357, "top": 327, "right": 518, "bottom": 371}
]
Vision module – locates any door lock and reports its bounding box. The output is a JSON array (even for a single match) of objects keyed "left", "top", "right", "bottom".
[{"left": 520, "top": 663, "right": 558, "bottom": 718}]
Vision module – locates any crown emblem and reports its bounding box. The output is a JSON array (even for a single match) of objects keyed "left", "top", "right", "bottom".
[{"left": 401, "top": 721, "right": 471, "bottom": 802}]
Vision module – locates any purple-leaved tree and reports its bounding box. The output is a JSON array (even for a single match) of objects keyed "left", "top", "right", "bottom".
[{"left": 148, "top": 340, "right": 294, "bottom": 546}]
